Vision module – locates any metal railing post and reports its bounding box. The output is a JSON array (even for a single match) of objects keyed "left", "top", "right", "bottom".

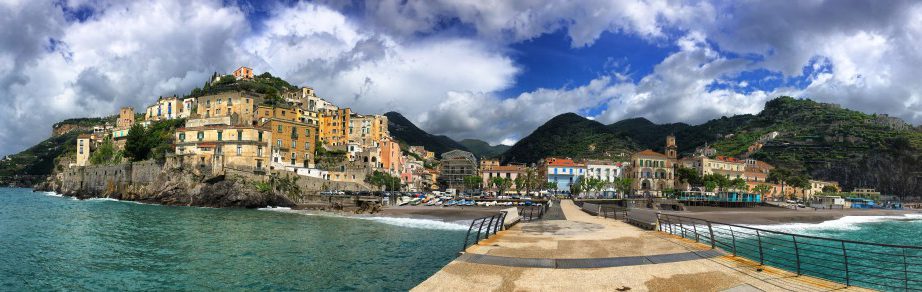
[
  {"left": 679, "top": 217, "right": 686, "bottom": 239},
  {"left": 792, "top": 235, "right": 801, "bottom": 275},
  {"left": 498, "top": 212, "right": 507, "bottom": 231},
  {"left": 693, "top": 222, "right": 700, "bottom": 242},
  {"left": 756, "top": 230, "right": 764, "bottom": 265},
  {"left": 707, "top": 222, "right": 715, "bottom": 249},
  {"left": 841, "top": 241, "right": 850, "bottom": 286},
  {"left": 485, "top": 215, "right": 496, "bottom": 238},
  {"left": 475, "top": 218, "right": 486, "bottom": 242},
  {"left": 729, "top": 226, "right": 737, "bottom": 256},
  {"left": 462, "top": 219, "right": 476, "bottom": 252}
]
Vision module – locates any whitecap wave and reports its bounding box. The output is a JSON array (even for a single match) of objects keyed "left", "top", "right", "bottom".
[
  {"left": 86, "top": 197, "right": 121, "bottom": 202},
  {"left": 258, "top": 206, "right": 293, "bottom": 211},
  {"left": 357, "top": 217, "right": 470, "bottom": 231},
  {"left": 746, "top": 213, "right": 922, "bottom": 233},
  {"left": 42, "top": 191, "right": 63, "bottom": 197}
]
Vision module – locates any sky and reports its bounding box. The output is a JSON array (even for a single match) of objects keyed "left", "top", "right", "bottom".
[{"left": 1, "top": 0, "right": 921, "bottom": 156}]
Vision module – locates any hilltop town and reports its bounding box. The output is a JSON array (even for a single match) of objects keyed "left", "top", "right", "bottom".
[{"left": 21, "top": 66, "right": 907, "bottom": 209}]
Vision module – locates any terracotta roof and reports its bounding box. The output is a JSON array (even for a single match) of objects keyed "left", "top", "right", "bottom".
[
  {"left": 715, "top": 156, "right": 743, "bottom": 163},
  {"left": 545, "top": 157, "right": 584, "bottom": 167},
  {"left": 634, "top": 149, "right": 666, "bottom": 157}
]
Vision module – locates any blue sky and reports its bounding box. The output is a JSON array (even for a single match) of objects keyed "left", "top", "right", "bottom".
[{"left": 1, "top": 0, "right": 921, "bottom": 156}]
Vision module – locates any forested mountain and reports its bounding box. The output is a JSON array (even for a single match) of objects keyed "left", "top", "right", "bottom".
[
  {"left": 384, "top": 112, "right": 470, "bottom": 157},
  {"left": 458, "top": 139, "right": 510, "bottom": 159},
  {"left": 499, "top": 113, "right": 638, "bottom": 164}
]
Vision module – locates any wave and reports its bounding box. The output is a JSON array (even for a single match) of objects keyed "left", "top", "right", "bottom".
[
  {"left": 86, "top": 197, "right": 121, "bottom": 202},
  {"left": 257, "top": 206, "right": 293, "bottom": 211},
  {"left": 747, "top": 213, "right": 922, "bottom": 233},
  {"left": 42, "top": 191, "right": 64, "bottom": 197},
  {"left": 357, "top": 216, "right": 470, "bottom": 231}
]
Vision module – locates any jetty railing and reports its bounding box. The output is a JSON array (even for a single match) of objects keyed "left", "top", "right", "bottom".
[
  {"left": 518, "top": 205, "right": 546, "bottom": 221},
  {"left": 657, "top": 213, "right": 922, "bottom": 291},
  {"left": 461, "top": 211, "right": 507, "bottom": 252}
]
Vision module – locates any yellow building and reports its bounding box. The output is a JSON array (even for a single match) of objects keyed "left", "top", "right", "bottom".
[
  {"left": 145, "top": 96, "right": 185, "bottom": 121},
  {"left": 195, "top": 91, "right": 263, "bottom": 124},
  {"left": 806, "top": 180, "right": 840, "bottom": 198},
  {"left": 255, "top": 105, "right": 318, "bottom": 168},
  {"left": 174, "top": 125, "right": 271, "bottom": 172},
  {"left": 112, "top": 107, "right": 135, "bottom": 150},
  {"left": 318, "top": 108, "right": 351, "bottom": 146},
  {"left": 628, "top": 150, "right": 675, "bottom": 196},
  {"left": 679, "top": 155, "right": 746, "bottom": 180},
  {"left": 348, "top": 114, "right": 389, "bottom": 147},
  {"left": 75, "top": 134, "right": 96, "bottom": 167}
]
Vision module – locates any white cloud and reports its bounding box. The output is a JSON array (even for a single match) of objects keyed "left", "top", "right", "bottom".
[{"left": 3, "top": 0, "right": 922, "bottom": 157}]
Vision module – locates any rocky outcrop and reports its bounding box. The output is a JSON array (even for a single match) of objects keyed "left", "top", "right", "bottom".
[{"left": 35, "top": 161, "right": 295, "bottom": 208}]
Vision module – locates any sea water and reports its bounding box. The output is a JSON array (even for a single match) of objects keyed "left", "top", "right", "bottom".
[{"left": 0, "top": 187, "right": 466, "bottom": 291}]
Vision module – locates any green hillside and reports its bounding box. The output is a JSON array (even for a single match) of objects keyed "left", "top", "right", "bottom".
[
  {"left": 608, "top": 96, "right": 921, "bottom": 197},
  {"left": 500, "top": 113, "right": 638, "bottom": 164},
  {"left": 384, "top": 112, "right": 470, "bottom": 157},
  {"left": 458, "top": 139, "right": 510, "bottom": 159}
]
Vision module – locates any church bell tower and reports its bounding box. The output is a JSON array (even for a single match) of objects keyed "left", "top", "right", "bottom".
[{"left": 666, "top": 134, "right": 677, "bottom": 160}]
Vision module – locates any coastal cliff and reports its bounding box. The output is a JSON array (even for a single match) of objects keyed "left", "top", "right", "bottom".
[{"left": 35, "top": 160, "right": 296, "bottom": 208}]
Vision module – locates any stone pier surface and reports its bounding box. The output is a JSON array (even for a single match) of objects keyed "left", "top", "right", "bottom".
[{"left": 413, "top": 200, "right": 873, "bottom": 292}]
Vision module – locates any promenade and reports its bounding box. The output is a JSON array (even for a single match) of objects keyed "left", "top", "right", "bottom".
[{"left": 413, "top": 200, "right": 872, "bottom": 292}]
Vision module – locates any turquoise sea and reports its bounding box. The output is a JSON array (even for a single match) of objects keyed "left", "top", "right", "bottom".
[{"left": 0, "top": 188, "right": 466, "bottom": 291}]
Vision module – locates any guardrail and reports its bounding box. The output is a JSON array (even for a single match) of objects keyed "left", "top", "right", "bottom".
[
  {"left": 461, "top": 212, "right": 507, "bottom": 252},
  {"left": 518, "top": 205, "right": 546, "bottom": 221},
  {"left": 657, "top": 213, "right": 922, "bottom": 291}
]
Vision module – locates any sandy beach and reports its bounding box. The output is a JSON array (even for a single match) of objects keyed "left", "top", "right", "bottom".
[{"left": 667, "top": 207, "right": 922, "bottom": 225}]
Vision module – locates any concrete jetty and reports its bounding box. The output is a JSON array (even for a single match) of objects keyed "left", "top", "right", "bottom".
[{"left": 414, "top": 200, "right": 872, "bottom": 292}]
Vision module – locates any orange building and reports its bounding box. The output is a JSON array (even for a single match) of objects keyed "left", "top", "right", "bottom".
[
  {"left": 255, "top": 105, "right": 317, "bottom": 168},
  {"left": 233, "top": 66, "right": 254, "bottom": 80},
  {"left": 379, "top": 137, "right": 402, "bottom": 175},
  {"left": 318, "top": 108, "right": 351, "bottom": 146}
]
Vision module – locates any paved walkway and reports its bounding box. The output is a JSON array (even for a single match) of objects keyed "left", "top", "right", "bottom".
[
  {"left": 541, "top": 199, "right": 566, "bottom": 220},
  {"left": 414, "top": 200, "right": 872, "bottom": 292}
]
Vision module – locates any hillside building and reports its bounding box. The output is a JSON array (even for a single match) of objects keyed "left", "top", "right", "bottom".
[
  {"left": 195, "top": 91, "right": 263, "bottom": 125},
  {"left": 480, "top": 159, "right": 526, "bottom": 194},
  {"left": 542, "top": 157, "right": 586, "bottom": 192},
  {"left": 439, "top": 150, "right": 478, "bottom": 190},
  {"left": 75, "top": 134, "right": 96, "bottom": 167},
  {"left": 174, "top": 123, "right": 271, "bottom": 173},
  {"left": 112, "top": 107, "right": 135, "bottom": 150},
  {"left": 318, "top": 108, "right": 351, "bottom": 146},
  {"left": 348, "top": 114, "right": 389, "bottom": 147},
  {"left": 233, "top": 66, "right": 254, "bottom": 80},
  {"left": 255, "top": 105, "right": 317, "bottom": 169}
]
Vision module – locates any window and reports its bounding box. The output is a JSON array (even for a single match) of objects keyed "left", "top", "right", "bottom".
[
  {"left": 305, "top": 142, "right": 310, "bottom": 150},
  {"left": 257, "top": 146, "right": 263, "bottom": 156},
  {"left": 277, "top": 139, "right": 282, "bottom": 147},
  {"left": 197, "top": 131, "right": 204, "bottom": 141},
  {"left": 291, "top": 140, "right": 296, "bottom": 148},
  {"left": 258, "top": 131, "right": 263, "bottom": 142},
  {"left": 179, "top": 133, "right": 185, "bottom": 141},
  {"left": 236, "top": 145, "right": 242, "bottom": 156},
  {"left": 237, "top": 130, "right": 243, "bottom": 141},
  {"left": 277, "top": 125, "right": 282, "bottom": 133},
  {"left": 79, "top": 146, "right": 83, "bottom": 155},
  {"left": 217, "top": 131, "right": 222, "bottom": 141}
]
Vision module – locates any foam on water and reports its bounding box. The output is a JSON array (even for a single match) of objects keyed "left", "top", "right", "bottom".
[
  {"left": 257, "top": 206, "right": 292, "bottom": 211},
  {"left": 357, "top": 216, "right": 470, "bottom": 231},
  {"left": 747, "top": 213, "right": 922, "bottom": 233},
  {"left": 86, "top": 197, "right": 121, "bottom": 202}
]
